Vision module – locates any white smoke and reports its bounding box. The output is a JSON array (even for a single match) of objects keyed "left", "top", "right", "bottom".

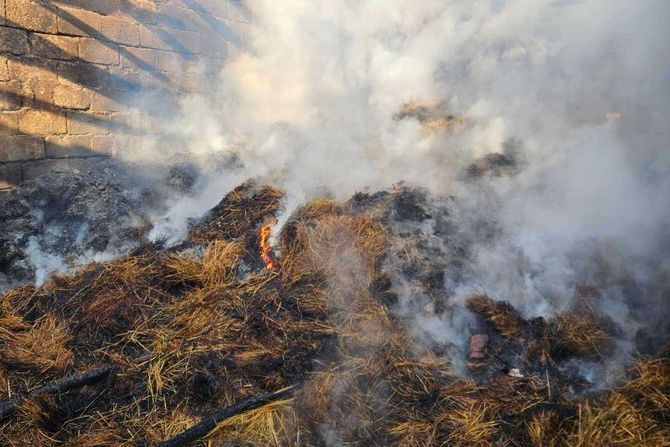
[{"left": 149, "top": 0, "right": 670, "bottom": 348}]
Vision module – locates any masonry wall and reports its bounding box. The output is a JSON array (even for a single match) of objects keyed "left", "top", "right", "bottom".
[{"left": 0, "top": 0, "right": 249, "bottom": 189}]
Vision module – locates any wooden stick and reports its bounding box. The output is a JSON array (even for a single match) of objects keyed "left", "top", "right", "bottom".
[
  {"left": 157, "top": 386, "right": 295, "bottom": 447},
  {"left": 0, "top": 365, "right": 113, "bottom": 419}
]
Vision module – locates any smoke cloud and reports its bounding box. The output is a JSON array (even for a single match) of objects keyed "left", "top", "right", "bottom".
[{"left": 149, "top": 0, "right": 669, "bottom": 364}]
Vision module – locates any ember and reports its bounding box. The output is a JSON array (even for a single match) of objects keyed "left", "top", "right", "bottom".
[{"left": 259, "top": 220, "right": 275, "bottom": 269}]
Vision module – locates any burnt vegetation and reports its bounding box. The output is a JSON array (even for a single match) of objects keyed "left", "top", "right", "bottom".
[{"left": 0, "top": 183, "right": 668, "bottom": 446}]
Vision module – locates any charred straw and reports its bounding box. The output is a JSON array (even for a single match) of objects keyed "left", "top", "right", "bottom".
[
  {"left": 156, "top": 385, "right": 296, "bottom": 447},
  {"left": 0, "top": 365, "right": 113, "bottom": 420}
]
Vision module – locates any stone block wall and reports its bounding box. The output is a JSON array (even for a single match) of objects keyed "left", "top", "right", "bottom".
[{"left": 0, "top": 0, "right": 250, "bottom": 189}]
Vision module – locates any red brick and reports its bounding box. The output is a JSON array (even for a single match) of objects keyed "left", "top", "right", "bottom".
[
  {"left": 0, "top": 26, "right": 30, "bottom": 55},
  {"left": 18, "top": 108, "right": 67, "bottom": 135},
  {"left": 79, "top": 38, "right": 119, "bottom": 65},
  {"left": 29, "top": 33, "right": 79, "bottom": 60},
  {"left": 0, "top": 135, "right": 44, "bottom": 161},
  {"left": 6, "top": 0, "right": 58, "bottom": 33}
]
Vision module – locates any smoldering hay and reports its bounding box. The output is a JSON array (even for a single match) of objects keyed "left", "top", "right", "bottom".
[
  {"left": 150, "top": 1, "right": 670, "bottom": 352},
  {"left": 1, "top": 0, "right": 670, "bottom": 445}
]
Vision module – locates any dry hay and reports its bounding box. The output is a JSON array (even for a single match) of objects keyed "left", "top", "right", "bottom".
[{"left": 0, "top": 183, "right": 668, "bottom": 446}]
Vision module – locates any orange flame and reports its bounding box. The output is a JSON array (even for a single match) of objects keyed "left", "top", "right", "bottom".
[{"left": 259, "top": 222, "right": 274, "bottom": 269}]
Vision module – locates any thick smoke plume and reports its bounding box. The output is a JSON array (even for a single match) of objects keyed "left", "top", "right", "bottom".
[{"left": 152, "top": 0, "right": 669, "bottom": 371}]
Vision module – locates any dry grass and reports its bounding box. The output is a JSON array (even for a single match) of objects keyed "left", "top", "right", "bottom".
[{"left": 0, "top": 183, "right": 667, "bottom": 446}]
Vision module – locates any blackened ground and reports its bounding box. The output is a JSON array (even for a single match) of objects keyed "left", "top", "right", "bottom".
[{"left": 0, "top": 159, "right": 197, "bottom": 293}]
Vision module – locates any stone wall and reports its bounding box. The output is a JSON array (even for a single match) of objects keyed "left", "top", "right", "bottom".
[{"left": 0, "top": 0, "right": 249, "bottom": 189}]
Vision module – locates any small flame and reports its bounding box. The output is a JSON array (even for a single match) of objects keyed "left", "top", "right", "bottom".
[{"left": 259, "top": 222, "right": 275, "bottom": 269}]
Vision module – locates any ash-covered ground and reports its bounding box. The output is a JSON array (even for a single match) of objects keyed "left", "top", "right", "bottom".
[{"left": 0, "top": 159, "right": 199, "bottom": 293}]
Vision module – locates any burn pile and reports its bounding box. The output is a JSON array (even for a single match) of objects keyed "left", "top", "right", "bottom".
[{"left": 0, "top": 183, "right": 668, "bottom": 446}]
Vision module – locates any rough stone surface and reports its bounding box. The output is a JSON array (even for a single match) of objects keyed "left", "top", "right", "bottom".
[
  {"left": 0, "top": 0, "right": 248, "bottom": 192},
  {"left": 78, "top": 38, "right": 119, "bottom": 65},
  {"left": 53, "top": 84, "right": 90, "bottom": 110},
  {"left": 0, "top": 80, "right": 23, "bottom": 110},
  {"left": 0, "top": 26, "right": 30, "bottom": 55},
  {"left": 6, "top": 0, "right": 58, "bottom": 33},
  {"left": 0, "top": 135, "right": 44, "bottom": 161},
  {"left": 18, "top": 108, "right": 67, "bottom": 135},
  {"left": 29, "top": 33, "right": 79, "bottom": 60}
]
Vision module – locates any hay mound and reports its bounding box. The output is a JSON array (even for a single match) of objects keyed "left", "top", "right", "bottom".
[{"left": 1, "top": 184, "right": 668, "bottom": 446}]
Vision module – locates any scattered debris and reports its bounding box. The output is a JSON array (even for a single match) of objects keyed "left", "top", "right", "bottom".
[{"left": 469, "top": 334, "right": 489, "bottom": 359}]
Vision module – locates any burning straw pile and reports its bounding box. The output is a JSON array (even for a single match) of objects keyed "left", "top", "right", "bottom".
[{"left": 0, "top": 183, "right": 668, "bottom": 446}]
